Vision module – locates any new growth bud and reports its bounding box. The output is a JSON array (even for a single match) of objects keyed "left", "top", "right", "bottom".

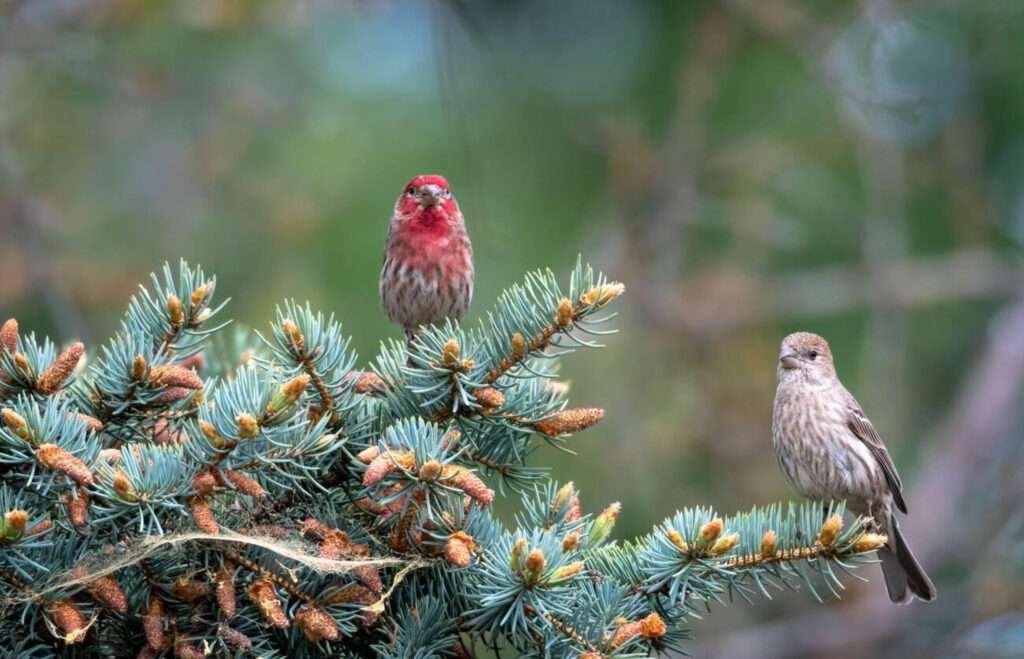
[
  {"left": 555, "top": 297, "right": 574, "bottom": 328},
  {"left": 267, "top": 374, "right": 310, "bottom": 415},
  {"left": 2, "top": 408, "right": 30, "bottom": 441},
  {"left": 1, "top": 509, "right": 28, "bottom": 540},
  {"left": 710, "top": 532, "right": 740, "bottom": 556},
  {"left": 760, "top": 529, "right": 777, "bottom": 558},
  {"left": 588, "top": 502, "right": 621, "bottom": 545},
  {"left": 853, "top": 532, "right": 887, "bottom": 553},
  {"left": 282, "top": 319, "right": 305, "bottom": 353},
  {"left": 580, "top": 281, "right": 625, "bottom": 307},
  {"left": 667, "top": 529, "right": 689, "bottom": 553},
  {"left": 510, "top": 538, "right": 528, "bottom": 573},
  {"left": 818, "top": 515, "right": 844, "bottom": 549},
  {"left": 167, "top": 294, "right": 184, "bottom": 327},
  {"left": 441, "top": 339, "right": 461, "bottom": 369},
  {"left": 235, "top": 413, "right": 259, "bottom": 439},
  {"left": 698, "top": 517, "right": 723, "bottom": 547},
  {"left": 511, "top": 333, "right": 527, "bottom": 360}
]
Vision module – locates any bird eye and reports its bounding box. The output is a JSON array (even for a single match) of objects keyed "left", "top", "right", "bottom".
[
  {"left": 406, "top": 187, "right": 416, "bottom": 195},
  {"left": 808, "top": 350, "right": 819, "bottom": 359},
  {"left": 443, "top": 188, "right": 450, "bottom": 196}
]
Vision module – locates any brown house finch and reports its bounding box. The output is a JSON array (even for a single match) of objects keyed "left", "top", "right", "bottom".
[
  {"left": 380, "top": 174, "right": 474, "bottom": 343},
  {"left": 772, "top": 332, "right": 936, "bottom": 603}
]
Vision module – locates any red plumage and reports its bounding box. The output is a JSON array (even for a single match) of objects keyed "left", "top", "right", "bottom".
[{"left": 380, "top": 175, "right": 474, "bottom": 343}]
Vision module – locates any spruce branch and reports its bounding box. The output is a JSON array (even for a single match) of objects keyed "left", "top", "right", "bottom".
[{"left": 0, "top": 258, "right": 891, "bottom": 656}]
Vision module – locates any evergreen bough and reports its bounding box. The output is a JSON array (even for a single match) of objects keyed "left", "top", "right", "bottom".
[{"left": 0, "top": 259, "right": 886, "bottom": 657}]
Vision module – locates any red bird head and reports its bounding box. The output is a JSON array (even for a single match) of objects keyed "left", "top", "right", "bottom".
[{"left": 393, "top": 175, "right": 462, "bottom": 230}]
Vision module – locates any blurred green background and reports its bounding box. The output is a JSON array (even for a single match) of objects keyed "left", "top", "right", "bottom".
[{"left": 2, "top": 1, "right": 1023, "bottom": 657}]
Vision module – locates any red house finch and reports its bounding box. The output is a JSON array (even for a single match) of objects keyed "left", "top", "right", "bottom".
[
  {"left": 380, "top": 175, "right": 474, "bottom": 344},
  {"left": 772, "top": 332, "right": 936, "bottom": 603}
]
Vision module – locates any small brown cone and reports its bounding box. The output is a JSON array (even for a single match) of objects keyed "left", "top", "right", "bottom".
[
  {"left": 295, "top": 606, "right": 341, "bottom": 642},
  {"left": 148, "top": 364, "right": 203, "bottom": 390},
  {"left": 555, "top": 297, "right": 574, "bottom": 328},
  {"left": 445, "top": 466, "right": 494, "bottom": 506},
  {"left": 66, "top": 490, "right": 88, "bottom": 527},
  {"left": 36, "top": 444, "right": 93, "bottom": 486},
  {"left": 235, "top": 413, "right": 259, "bottom": 439},
  {"left": 533, "top": 407, "right": 605, "bottom": 436},
  {"left": 85, "top": 575, "right": 128, "bottom": 613},
  {"left": 36, "top": 342, "right": 85, "bottom": 394},
  {"left": 216, "top": 563, "right": 237, "bottom": 618},
  {"left": 189, "top": 497, "right": 218, "bottom": 534},
  {"left": 248, "top": 577, "right": 289, "bottom": 629},
  {"left": 473, "top": 386, "right": 506, "bottom": 410},
  {"left": 0, "top": 318, "right": 18, "bottom": 353},
  {"left": 223, "top": 470, "right": 265, "bottom": 497},
  {"left": 142, "top": 597, "right": 165, "bottom": 650},
  {"left": 173, "top": 577, "right": 210, "bottom": 603},
  {"left": 218, "top": 625, "right": 252, "bottom": 651},
  {"left": 49, "top": 599, "right": 88, "bottom": 645}
]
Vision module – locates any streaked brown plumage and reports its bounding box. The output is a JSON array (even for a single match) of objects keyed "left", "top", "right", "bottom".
[{"left": 772, "top": 332, "right": 936, "bottom": 603}]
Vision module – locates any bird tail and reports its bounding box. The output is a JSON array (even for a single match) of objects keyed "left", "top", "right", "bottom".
[{"left": 879, "top": 515, "right": 937, "bottom": 604}]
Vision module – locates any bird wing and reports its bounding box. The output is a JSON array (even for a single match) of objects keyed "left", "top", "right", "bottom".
[{"left": 844, "top": 394, "right": 908, "bottom": 514}]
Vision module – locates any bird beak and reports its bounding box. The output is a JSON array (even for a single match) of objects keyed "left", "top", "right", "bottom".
[
  {"left": 418, "top": 184, "right": 443, "bottom": 207},
  {"left": 779, "top": 349, "right": 800, "bottom": 370}
]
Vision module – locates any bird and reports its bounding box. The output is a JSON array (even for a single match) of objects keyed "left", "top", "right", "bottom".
[
  {"left": 379, "top": 175, "right": 474, "bottom": 345},
  {"left": 771, "top": 331, "right": 936, "bottom": 603}
]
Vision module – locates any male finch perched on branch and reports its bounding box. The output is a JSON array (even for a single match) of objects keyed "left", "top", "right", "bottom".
[
  {"left": 380, "top": 175, "right": 474, "bottom": 344},
  {"left": 772, "top": 332, "right": 936, "bottom": 603}
]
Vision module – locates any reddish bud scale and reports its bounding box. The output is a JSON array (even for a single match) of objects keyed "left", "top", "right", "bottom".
[
  {"left": 36, "top": 444, "right": 93, "bottom": 486},
  {"left": 472, "top": 386, "right": 506, "bottom": 410},
  {"left": 610, "top": 612, "right": 667, "bottom": 648},
  {"left": 36, "top": 342, "right": 85, "bottom": 395}
]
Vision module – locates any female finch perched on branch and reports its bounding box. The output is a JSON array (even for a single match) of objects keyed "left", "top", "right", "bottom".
[
  {"left": 772, "top": 332, "right": 936, "bottom": 603},
  {"left": 380, "top": 174, "right": 474, "bottom": 344}
]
